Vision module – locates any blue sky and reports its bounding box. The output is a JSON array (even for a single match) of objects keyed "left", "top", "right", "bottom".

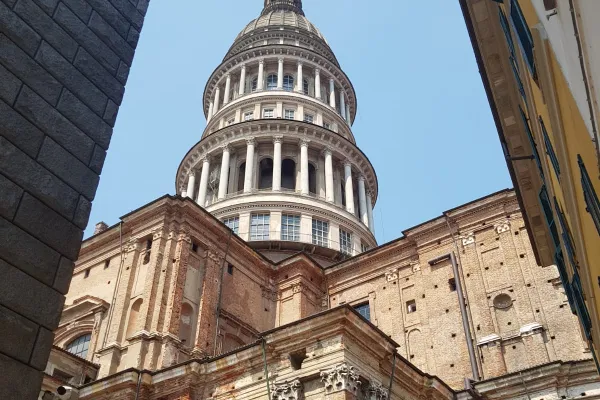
[{"left": 85, "top": 0, "right": 513, "bottom": 243}]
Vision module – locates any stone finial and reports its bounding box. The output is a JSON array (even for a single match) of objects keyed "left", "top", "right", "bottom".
[
  {"left": 94, "top": 222, "right": 109, "bottom": 235},
  {"left": 271, "top": 379, "right": 303, "bottom": 400},
  {"left": 367, "top": 382, "right": 389, "bottom": 400},
  {"left": 320, "top": 363, "right": 362, "bottom": 395}
]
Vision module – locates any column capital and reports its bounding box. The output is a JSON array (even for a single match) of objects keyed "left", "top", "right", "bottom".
[
  {"left": 187, "top": 170, "right": 196, "bottom": 178},
  {"left": 202, "top": 155, "right": 212, "bottom": 164},
  {"left": 225, "top": 73, "right": 231, "bottom": 79},
  {"left": 246, "top": 137, "right": 256, "bottom": 146},
  {"left": 240, "top": 63, "right": 247, "bottom": 70},
  {"left": 343, "top": 159, "right": 353, "bottom": 168},
  {"left": 366, "top": 189, "right": 373, "bottom": 197},
  {"left": 329, "top": 77, "right": 335, "bottom": 83},
  {"left": 321, "top": 147, "right": 332, "bottom": 156},
  {"left": 315, "top": 67, "right": 320, "bottom": 75},
  {"left": 300, "top": 138, "right": 310, "bottom": 148},
  {"left": 221, "top": 143, "right": 231, "bottom": 153},
  {"left": 278, "top": 57, "right": 285, "bottom": 63},
  {"left": 273, "top": 135, "right": 283, "bottom": 144},
  {"left": 358, "top": 174, "right": 366, "bottom": 182},
  {"left": 179, "top": 184, "right": 186, "bottom": 193},
  {"left": 259, "top": 58, "right": 265, "bottom": 65},
  {"left": 297, "top": 60, "right": 303, "bottom": 66}
]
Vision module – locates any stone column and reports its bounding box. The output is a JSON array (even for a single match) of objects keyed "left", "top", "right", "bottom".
[
  {"left": 180, "top": 186, "right": 187, "bottom": 198},
  {"left": 239, "top": 64, "right": 247, "bottom": 96},
  {"left": 218, "top": 145, "right": 231, "bottom": 200},
  {"left": 315, "top": 68, "right": 322, "bottom": 100},
  {"left": 344, "top": 161, "right": 355, "bottom": 214},
  {"left": 324, "top": 148, "right": 334, "bottom": 202},
  {"left": 340, "top": 90, "right": 346, "bottom": 121},
  {"left": 207, "top": 101, "right": 214, "bottom": 123},
  {"left": 358, "top": 176, "right": 368, "bottom": 226},
  {"left": 346, "top": 106, "right": 351, "bottom": 123},
  {"left": 197, "top": 157, "right": 211, "bottom": 207},
  {"left": 366, "top": 191, "right": 375, "bottom": 235},
  {"left": 329, "top": 78, "right": 336, "bottom": 109},
  {"left": 244, "top": 138, "right": 256, "bottom": 193},
  {"left": 273, "top": 136, "right": 283, "bottom": 191},
  {"left": 223, "top": 74, "right": 231, "bottom": 104},
  {"left": 258, "top": 59, "right": 265, "bottom": 91},
  {"left": 213, "top": 87, "right": 221, "bottom": 115},
  {"left": 300, "top": 140, "right": 310, "bottom": 195},
  {"left": 296, "top": 61, "right": 303, "bottom": 92},
  {"left": 186, "top": 171, "right": 196, "bottom": 200},
  {"left": 277, "top": 57, "right": 284, "bottom": 89}
]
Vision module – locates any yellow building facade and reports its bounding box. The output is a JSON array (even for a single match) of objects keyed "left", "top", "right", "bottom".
[{"left": 460, "top": 0, "right": 600, "bottom": 366}]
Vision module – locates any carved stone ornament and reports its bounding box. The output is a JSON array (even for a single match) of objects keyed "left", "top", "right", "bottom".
[
  {"left": 320, "top": 363, "right": 362, "bottom": 395},
  {"left": 207, "top": 249, "right": 224, "bottom": 264},
  {"left": 495, "top": 220, "right": 511, "bottom": 234},
  {"left": 367, "top": 382, "right": 389, "bottom": 400},
  {"left": 262, "top": 286, "right": 277, "bottom": 301},
  {"left": 177, "top": 233, "right": 192, "bottom": 243},
  {"left": 461, "top": 232, "right": 475, "bottom": 246},
  {"left": 411, "top": 262, "right": 421, "bottom": 273},
  {"left": 292, "top": 283, "right": 304, "bottom": 293},
  {"left": 125, "top": 239, "right": 142, "bottom": 253},
  {"left": 271, "top": 379, "right": 303, "bottom": 400},
  {"left": 385, "top": 269, "right": 398, "bottom": 282}
]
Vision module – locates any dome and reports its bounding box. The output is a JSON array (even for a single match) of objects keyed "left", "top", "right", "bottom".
[{"left": 236, "top": 10, "right": 328, "bottom": 44}]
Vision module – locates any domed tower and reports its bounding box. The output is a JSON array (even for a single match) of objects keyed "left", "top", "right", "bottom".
[{"left": 177, "top": 0, "right": 378, "bottom": 265}]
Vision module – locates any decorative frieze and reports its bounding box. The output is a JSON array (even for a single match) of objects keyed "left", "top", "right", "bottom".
[
  {"left": 320, "top": 363, "right": 362, "bottom": 395},
  {"left": 367, "top": 382, "right": 389, "bottom": 400},
  {"left": 272, "top": 379, "right": 303, "bottom": 400}
]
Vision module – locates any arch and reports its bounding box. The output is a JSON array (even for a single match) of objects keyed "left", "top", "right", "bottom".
[
  {"left": 283, "top": 74, "right": 294, "bottom": 91},
  {"left": 259, "top": 158, "right": 273, "bottom": 189},
  {"left": 281, "top": 159, "right": 296, "bottom": 190},
  {"left": 303, "top": 78, "right": 309, "bottom": 95},
  {"left": 407, "top": 329, "right": 426, "bottom": 370},
  {"left": 237, "top": 162, "right": 246, "bottom": 192},
  {"left": 126, "top": 298, "right": 143, "bottom": 338},
  {"left": 308, "top": 163, "right": 317, "bottom": 194},
  {"left": 267, "top": 74, "right": 278, "bottom": 90},
  {"left": 493, "top": 294, "right": 517, "bottom": 335},
  {"left": 65, "top": 333, "right": 92, "bottom": 359},
  {"left": 179, "top": 302, "right": 195, "bottom": 347}
]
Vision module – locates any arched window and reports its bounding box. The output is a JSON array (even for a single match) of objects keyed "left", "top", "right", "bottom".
[
  {"left": 179, "top": 302, "right": 194, "bottom": 346},
  {"left": 66, "top": 333, "right": 92, "bottom": 359},
  {"left": 283, "top": 75, "right": 294, "bottom": 91},
  {"left": 126, "top": 298, "right": 143, "bottom": 338},
  {"left": 282, "top": 159, "right": 296, "bottom": 190},
  {"left": 303, "top": 79, "right": 309, "bottom": 96},
  {"left": 267, "top": 74, "right": 278, "bottom": 90},
  {"left": 237, "top": 162, "right": 246, "bottom": 192},
  {"left": 251, "top": 77, "right": 258, "bottom": 92},
  {"left": 308, "top": 163, "right": 317, "bottom": 194},
  {"left": 259, "top": 158, "right": 274, "bottom": 189}
]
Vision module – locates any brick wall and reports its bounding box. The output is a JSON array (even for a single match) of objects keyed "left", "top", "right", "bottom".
[{"left": 0, "top": 0, "right": 149, "bottom": 397}]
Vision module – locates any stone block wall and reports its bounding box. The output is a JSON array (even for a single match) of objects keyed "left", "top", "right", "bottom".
[{"left": 0, "top": 0, "right": 149, "bottom": 398}]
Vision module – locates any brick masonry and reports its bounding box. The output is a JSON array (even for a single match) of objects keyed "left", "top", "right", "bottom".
[{"left": 0, "top": 0, "right": 149, "bottom": 398}]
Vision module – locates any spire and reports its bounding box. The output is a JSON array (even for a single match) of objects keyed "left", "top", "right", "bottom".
[{"left": 262, "top": 0, "right": 304, "bottom": 16}]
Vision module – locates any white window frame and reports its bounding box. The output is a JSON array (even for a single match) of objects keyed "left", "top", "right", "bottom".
[
  {"left": 243, "top": 111, "right": 254, "bottom": 121},
  {"left": 250, "top": 213, "right": 270, "bottom": 240},
  {"left": 281, "top": 214, "right": 300, "bottom": 241},
  {"left": 223, "top": 216, "right": 240, "bottom": 234},
  {"left": 303, "top": 113, "right": 314, "bottom": 124},
  {"left": 263, "top": 108, "right": 275, "bottom": 119},
  {"left": 339, "top": 229, "right": 353, "bottom": 255},
  {"left": 284, "top": 109, "right": 295, "bottom": 120},
  {"left": 312, "top": 219, "right": 329, "bottom": 247}
]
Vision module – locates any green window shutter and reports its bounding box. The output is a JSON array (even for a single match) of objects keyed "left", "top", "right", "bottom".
[
  {"left": 499, "top": 8, "right": 516, "bottom": 57},
  {"left": 520, "top": 107, "right": 544, "bottom": 179},
  {"left": 539, "top": 117, "right": 560, "bottom": 179},
  {"left": 555, "top": 249, "right": 575, "bottom": 313},
  {"left": 553, "top": 197, "right": 577, "bottom": 268},
  {"left": 572, "top": 271, "right": 593, "bottom": 340},
  {"left": 539, "top": 186, "right": 560, "bottom": 248},
  {"left": 509, "top": 0, "right": 536, "bottom": 76},
  {"left": 578, "top": 155, "right": 600, "bottom": 236}
]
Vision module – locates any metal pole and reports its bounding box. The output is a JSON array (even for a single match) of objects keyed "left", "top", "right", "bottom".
[
  {"left": 387, "top": 351, "right": 397, "bottom": 396},
  {"left": 212, "top": 229, "right": 233, "bottom": 356},
  {"left": 261, "top": 338, "right": 272, "bottom": 400}
]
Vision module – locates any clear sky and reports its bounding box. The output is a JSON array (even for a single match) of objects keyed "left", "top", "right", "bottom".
[{"left": 85, "top": 0, "right": 513, "bottom": 243}]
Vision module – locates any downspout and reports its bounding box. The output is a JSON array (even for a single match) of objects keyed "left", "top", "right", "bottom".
[
  {"left": 429, "top": 251, "right": 479, "bottom": 381},
  {"left": 387, "top": 351, "right": 397, "bottom": 396},
  {"left": 261, "top": 338, "right": 272, "bottom": 400},
  {"left": 212, "top": 229, "right": 234, "bottom": 356},
  {"left": 102, "top": 221, "right": 126, "bottom": 349},
  {"left": 569, "top": 0, "right": 600, "bottom": 172},
  {"left": 134, "top": 369, "right": 143, "bottom": 400}
]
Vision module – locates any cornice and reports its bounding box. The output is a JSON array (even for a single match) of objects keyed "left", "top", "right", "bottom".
[{"left": 177, "top": 120, "right": 379, "bottom": 205}]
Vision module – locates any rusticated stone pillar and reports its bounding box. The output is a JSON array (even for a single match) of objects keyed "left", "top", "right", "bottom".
[{"left": 163, "top": 232, "right": 192, "bottom": 337}]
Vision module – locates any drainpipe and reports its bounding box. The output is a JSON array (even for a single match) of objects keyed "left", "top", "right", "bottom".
[
  {"left": 134, "top": 370, "right": 143, "bottom": 400},
  {"left": 387, "top": 351, "right": 397, "bottom": 396},
  {"left": 212, "top": 229, "right": 234, "bottom": 356},
  {"left": 569, "top": 0, "right": 600, "bottom": 173},
  {"left": 261, "top": 338, "right": 272, "bottom": 400},
  {"left": 429, "top": 252, "right": 479, "bottom": 381}
]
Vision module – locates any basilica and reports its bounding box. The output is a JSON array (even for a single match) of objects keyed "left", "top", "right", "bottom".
[{"left": 41, "top": 1, "right": 600, "bottom": 399}]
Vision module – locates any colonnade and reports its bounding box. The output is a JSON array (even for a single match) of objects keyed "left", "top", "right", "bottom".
[
  {"left": 183, "top": 138, "right": 375, "bottom": 233},
  {"left": 206, "top": 57, "right": 352, "bottom": 124}
]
